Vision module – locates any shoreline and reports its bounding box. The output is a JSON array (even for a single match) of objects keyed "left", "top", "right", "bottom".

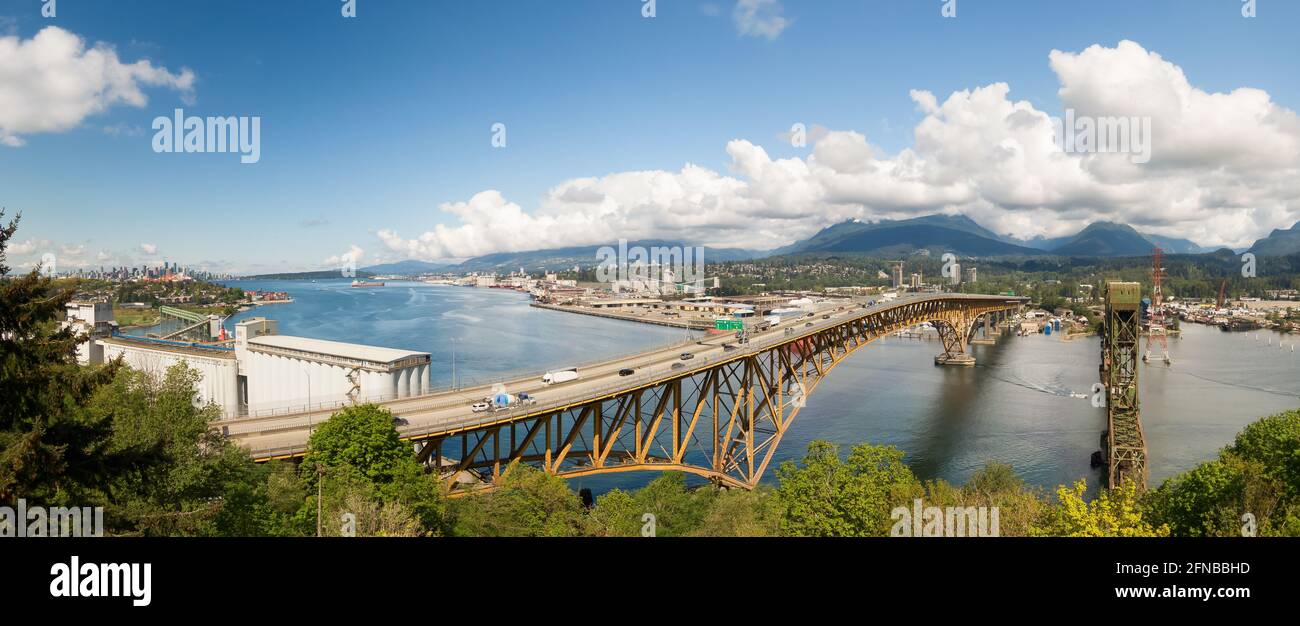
[{"left": 529, "top": 302, "right": 713, "bottom": 330}]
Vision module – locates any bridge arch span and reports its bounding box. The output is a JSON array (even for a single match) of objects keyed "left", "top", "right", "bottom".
[{"left": 405, "top": 294, "right": 1026, "bottom": 496}]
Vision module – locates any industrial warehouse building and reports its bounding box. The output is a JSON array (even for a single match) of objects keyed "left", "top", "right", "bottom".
[
  {"left": 237, "top": 327, "right": 432, "bottom": 414},
  {"left": 87, "top": 314, "right": 431, "bottom": 418}
]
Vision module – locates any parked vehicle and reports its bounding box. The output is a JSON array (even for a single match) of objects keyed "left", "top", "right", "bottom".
[
  {"left": 542, "top": 368, "right": 579, "bottom": 384},
  {"left": 619, "top": 368, "right": 635, "bottom": 376}
]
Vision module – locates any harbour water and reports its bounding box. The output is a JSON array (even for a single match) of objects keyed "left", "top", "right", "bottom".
[{"left": 219, "top": 280, "right": 1300, "bottom": 494}]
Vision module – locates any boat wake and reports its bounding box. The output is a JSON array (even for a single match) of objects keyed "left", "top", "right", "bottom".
[
  {"left": 984, "top": 365, "right": 1086, "bottom": 399},
  {"left": 1171, "top": 369, "right": 1300, "bottom": 400},
  {"left": 442, "top": 310, "right": 483, "bottom": 324}
]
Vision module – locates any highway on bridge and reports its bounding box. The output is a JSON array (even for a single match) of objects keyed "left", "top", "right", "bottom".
[{"left": 222, "top": 293, "right": 1025, "bottom": 462}]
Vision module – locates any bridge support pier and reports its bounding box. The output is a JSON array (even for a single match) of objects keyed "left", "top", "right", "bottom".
[
  {"left": 970, "top": 313, "right": 997, "bottom": 346},
  {"left": 934, "top": 316, "right": 976, "bottom": 366}
]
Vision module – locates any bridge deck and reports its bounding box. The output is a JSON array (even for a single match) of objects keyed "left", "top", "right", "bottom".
[{"left": 222, "top": 292, "right": 1027, "bottom": 461}]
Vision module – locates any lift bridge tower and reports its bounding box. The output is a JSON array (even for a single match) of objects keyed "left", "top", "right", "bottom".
[{"left": 1100, "top": 281, "right": 1148, "bottom": 490}]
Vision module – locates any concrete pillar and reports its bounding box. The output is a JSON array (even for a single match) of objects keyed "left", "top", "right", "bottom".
[
  {"left": 398, "top": 367, "right": 411, "bottom": 397},
  {"left": 411, "top": 364, "right": 424, "bottom": 396},
  {"left": 223, "top": 360, "right": 239, "bottom": 417}
]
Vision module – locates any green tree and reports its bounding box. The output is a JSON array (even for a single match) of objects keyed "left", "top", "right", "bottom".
[
  {"left": 300, "top": 404, "right": 411, "bottom": 487},
  {"left": 449, "top": 464, "right": 588, "bottom": 537},
  {"left": 772, "top": 441, "right": 922, "bottom": 536},
  {"left": 87, "top": 363, "right": 273, "bottom": 536},
  {"left": 691, "top": 487, "right": 779, "bottom": 537},
  {"left": 588, "top": 488, "right": 641, "bottom": 536},
  {"left": 1146, "top": 410, "right": 1300, "bottom": 537},
  {"left": 0, "top": 210, "right": 160, "bottom": 506},
  {"left": 1035, "top": 480, "right": 1169, "bottom": 537},
  {"left": 588, "top": 472, "right": 716, "bottom": 536},
  {"left": 1225, "top": 409, "right": 1300, "bottom": 494},
  {"left": 299, "top": 404, "right": 445, "bottom": 535}
]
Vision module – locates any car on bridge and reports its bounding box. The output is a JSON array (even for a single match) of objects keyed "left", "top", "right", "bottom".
[
  {"left": 680, "top": 352, "right": 694, "bottom": 360},
  {"left": 671, "top": 362, "right": 685, "bottom": 370},
  {"left": 619, "top": 368, "right": 635, "bottom": 376},
  {"left": 471, "top": 401, "right": 490, "bottom": 412}
]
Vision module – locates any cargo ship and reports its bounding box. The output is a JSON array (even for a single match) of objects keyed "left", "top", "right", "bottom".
[{"left": 350, "top": 280, "right": 385, "bottom": 288}]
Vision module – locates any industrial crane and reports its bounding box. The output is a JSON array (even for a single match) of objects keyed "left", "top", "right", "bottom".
[{"left": 1143, "top": 247, "right": 1172, "bottom": 365}]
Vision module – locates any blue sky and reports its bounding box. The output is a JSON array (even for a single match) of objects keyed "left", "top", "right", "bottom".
[{"left": 2, "top": 0, "right": 1298, "bottom": 273}]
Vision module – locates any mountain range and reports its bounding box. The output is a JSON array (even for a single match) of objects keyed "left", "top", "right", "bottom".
[
  {"left": 287, "top": 214, "right": 1299, "bottom": 279},
  {"left": 774, "top": 215, "right": 1224, "bottom": 259},
  {"left": 1247, "top": 221, "right": 1300, "bottom": 257}
]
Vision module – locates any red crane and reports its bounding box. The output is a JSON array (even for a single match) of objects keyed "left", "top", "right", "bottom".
[{"left": 1144, "top": 247, "right": 1171, "bottom": 364}]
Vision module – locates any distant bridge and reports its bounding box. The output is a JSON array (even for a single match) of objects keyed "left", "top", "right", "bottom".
[{"left": 224, "top": 293, "right": 1026, "bottom": 494}]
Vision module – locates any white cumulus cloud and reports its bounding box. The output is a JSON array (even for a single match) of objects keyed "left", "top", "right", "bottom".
[
  {"left": 0, "top": 26, "right": 195, "bottom": 147},
  {"left": 376, "top": 40, "right": 1300, "bottom": 260}
]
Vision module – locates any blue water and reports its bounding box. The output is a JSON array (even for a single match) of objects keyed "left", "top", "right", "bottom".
[
  {"left": 220, "top": 280, "right": 1300, "bottom": 494},
  {"left": 221, "top": 280, "right": 693, "bottom": 389}
]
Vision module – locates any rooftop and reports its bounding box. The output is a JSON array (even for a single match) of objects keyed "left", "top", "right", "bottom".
[{"left": 247, "top": 335, "right": 428, "bottom": 364}]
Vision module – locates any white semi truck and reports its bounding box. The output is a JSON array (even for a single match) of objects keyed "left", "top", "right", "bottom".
[{"left": 542, "top": 368, "right": 579, "bottom": 385}]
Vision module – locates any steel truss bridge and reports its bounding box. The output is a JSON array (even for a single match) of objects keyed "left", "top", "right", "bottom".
[
  {"left": 233, "top": 293, "right": 1025, "bottom": 494},
  {"left": 401, "top": 293, "right": 1024, "bottom": 494}
]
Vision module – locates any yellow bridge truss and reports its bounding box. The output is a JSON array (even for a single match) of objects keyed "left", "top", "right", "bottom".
[{"left": 409, "top": 295, "right": 1026, "bottom": 495}]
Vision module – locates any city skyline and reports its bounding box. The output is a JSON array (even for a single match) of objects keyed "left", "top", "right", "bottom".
[{"left": 2, "top": 0, "right": 1299, "bottom": 274}]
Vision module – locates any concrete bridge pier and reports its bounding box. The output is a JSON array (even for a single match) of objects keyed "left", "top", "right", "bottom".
[{"left": 970, "top": 313, "right": 997, "bottom": 346}]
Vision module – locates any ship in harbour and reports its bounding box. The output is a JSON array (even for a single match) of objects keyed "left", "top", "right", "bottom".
[{"left": 350, "top": 280, "right": 386, "bottom": 288}]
